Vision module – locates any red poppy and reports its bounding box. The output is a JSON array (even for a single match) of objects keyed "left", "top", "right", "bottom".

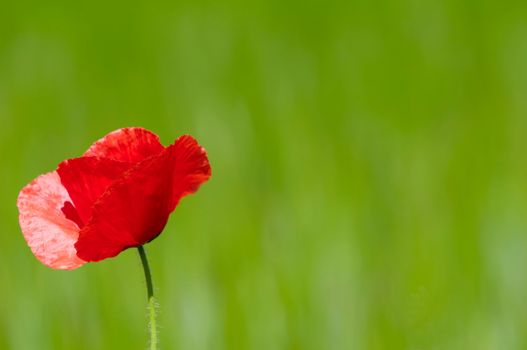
[{"left": 17, "top": 127, "right": 211, "bottom": 270}]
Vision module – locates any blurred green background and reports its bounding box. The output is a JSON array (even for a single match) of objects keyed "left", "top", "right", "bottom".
[{"left": 1, "top": 0, "right": 527, "bottom": 349}]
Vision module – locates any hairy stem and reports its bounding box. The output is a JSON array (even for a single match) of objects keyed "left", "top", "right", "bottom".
[{"left": 138, "top": 245, "right": 158, "bottom": 350}]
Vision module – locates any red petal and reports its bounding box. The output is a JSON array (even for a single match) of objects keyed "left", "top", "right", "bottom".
[
  {"left": 84, "top": 127, "right": 164, "bottom": 163},
  {"left": 166, "top": 135, "right": 213, "bottom": 210},
  {"left": 17, "top": 172, "right": 86, "bottom": 270},
  {"left": 75, "top": 135, "right": 211, "bottom": 262},
  {"left": 57, "top": 157, "right": 131, "bottom": 225}
]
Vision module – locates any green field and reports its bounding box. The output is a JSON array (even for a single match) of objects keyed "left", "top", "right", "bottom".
[{"left": 1, "top": 1, "right": 527, "bottom": 349}]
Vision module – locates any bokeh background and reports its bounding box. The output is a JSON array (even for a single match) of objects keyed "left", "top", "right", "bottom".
[{"left": 1, "top": 1, "right": 527, "bottom": 349}]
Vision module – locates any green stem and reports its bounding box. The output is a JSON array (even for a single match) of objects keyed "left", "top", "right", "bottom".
[{"left": 138, "top": 245, "right": 158, "bottom": 350}]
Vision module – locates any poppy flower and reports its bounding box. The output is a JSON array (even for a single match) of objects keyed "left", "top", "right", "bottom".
[{"left": 17, "top": 127, "right": 211, "bottom": 270}]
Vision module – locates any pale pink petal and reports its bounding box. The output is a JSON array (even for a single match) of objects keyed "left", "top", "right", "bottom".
[{"left": 17, "top": 172, "right": 85, "bottom": 270}]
